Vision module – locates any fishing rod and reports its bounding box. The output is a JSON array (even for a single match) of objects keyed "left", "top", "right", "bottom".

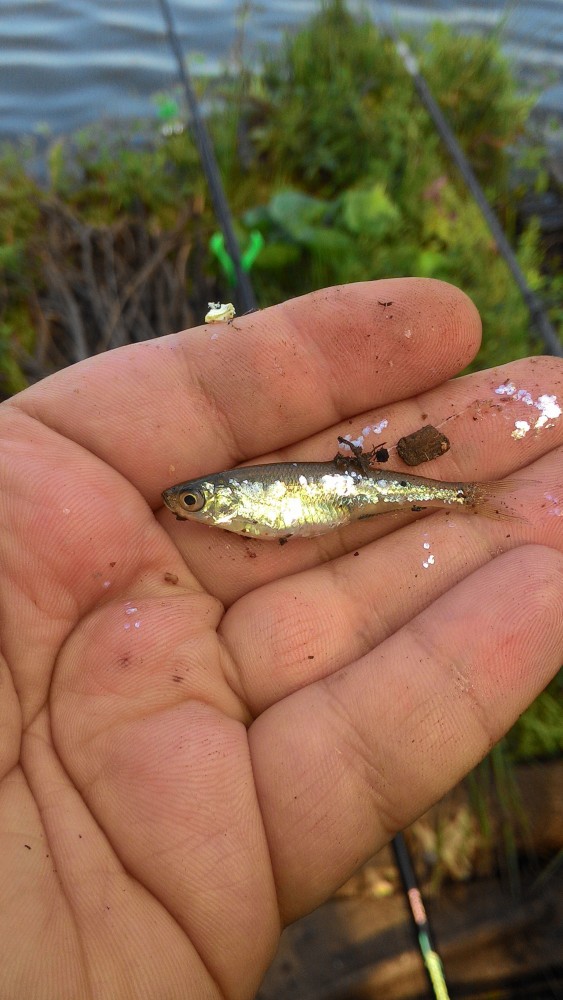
[
  {"left": 155, "top": 2, "right": 451, "bottom": 997},
  {"left": 393, "top": 832, "right": 450, "bottom": 1000},
  {"left": 374, "top": 9, "right": 562, "bottom": 360},
  {"left": 156, "top": 0, "right": 256, "bottom": 315}
]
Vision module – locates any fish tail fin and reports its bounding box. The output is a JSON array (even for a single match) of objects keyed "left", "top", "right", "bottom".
[{"left": 464, "top": 478, "right": 537, "bottom": 522}]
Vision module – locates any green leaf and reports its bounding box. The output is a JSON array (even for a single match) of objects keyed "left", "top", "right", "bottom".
[
  {"left": 340, "top": 183, "right": 401, "bottom": 238},
  {"left": 253, "top": 242, "right": 302, "bottom": 270},
  {"left": 267, "top": 189, "right": 330, "bottom": 237}
]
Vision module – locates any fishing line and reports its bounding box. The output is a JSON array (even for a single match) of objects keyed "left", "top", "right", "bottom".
[{"left": 156, "top": 2, "right": 451, "bottom": 997}]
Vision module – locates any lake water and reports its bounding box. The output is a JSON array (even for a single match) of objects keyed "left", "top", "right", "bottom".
[{"left": 0, "top": 0, "right": 561, "bottom": 141}]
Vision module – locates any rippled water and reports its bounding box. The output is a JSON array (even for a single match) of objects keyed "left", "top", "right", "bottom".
[{"left": 0, "top": 0, "right": 561, "bottom": 139}]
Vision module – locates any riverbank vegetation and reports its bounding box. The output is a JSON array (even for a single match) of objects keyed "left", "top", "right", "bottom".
[
  {"left": 1, "top": 0, "right": 561, "bottom": 396},
  {"left": 0, "top": 0, "right": 561, "bottom": 834}
]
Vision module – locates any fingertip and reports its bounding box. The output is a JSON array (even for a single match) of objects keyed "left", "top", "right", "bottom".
[
  {"left": 369, "top": 277, "right": 482, "bottom": 368},
  {"left": 404, "top": 277, "right": 482, "bottom": 355},
  {"left": 273, "top": 276, "right": 483, "bottom": 381},
  {"left": 500, "top": 542, "right": 563, "bottom": 655}
]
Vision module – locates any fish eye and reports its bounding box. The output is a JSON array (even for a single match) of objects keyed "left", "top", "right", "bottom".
[{"left": 180, "top": 490, "right": 205, "bottom": 512}]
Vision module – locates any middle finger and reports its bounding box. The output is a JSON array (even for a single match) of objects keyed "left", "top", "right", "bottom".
[
  {"left": 221, "top": 447, "right": 561, "bottom": 712},
  {"left": 160, "top": 356, "right": 563, "bottom": 605}
]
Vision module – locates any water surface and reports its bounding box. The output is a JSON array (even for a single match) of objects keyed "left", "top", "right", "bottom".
[{"left": 0, "top": 1, "right": 561, "bottom": 140}]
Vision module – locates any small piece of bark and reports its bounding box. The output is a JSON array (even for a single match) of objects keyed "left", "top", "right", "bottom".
[{"left": 397, "top": 425, "right": 450, "bottom": 466}]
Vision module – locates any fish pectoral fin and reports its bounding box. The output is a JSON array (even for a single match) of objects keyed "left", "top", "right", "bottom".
[{"left": 357, "top": 509, "right": 383, "bottom": 521}]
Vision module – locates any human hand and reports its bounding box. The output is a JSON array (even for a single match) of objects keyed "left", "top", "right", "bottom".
[{"left": 2, "top": 278, "right": 562, "bottom": 999}]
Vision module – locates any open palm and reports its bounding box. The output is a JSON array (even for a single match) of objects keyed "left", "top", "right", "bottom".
[{"left": 2, "top": 278, "right": 562, "bottom": 999}]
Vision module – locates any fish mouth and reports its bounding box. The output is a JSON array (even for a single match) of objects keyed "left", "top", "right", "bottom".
[{"left": 161, "top": 488, "right": 185, "bottom": 516}]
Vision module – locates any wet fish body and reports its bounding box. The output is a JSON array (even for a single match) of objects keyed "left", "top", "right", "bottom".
[{"left": 161, "top": 461, "right": 520, "bottom": 539}]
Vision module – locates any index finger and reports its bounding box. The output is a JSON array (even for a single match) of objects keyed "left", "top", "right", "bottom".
[{"left": 11, "top": 278, "right": 481, "bottom": 503}]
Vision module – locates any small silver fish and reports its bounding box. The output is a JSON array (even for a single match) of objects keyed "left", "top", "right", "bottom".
[{"left": 161, "top": 461, "right": 523, "bottom": 540}]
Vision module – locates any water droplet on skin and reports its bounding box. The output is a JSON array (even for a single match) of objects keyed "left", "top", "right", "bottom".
[
  {"left": 62, "top": 507, "right": 71, "bottom": 515},
  {"left": 134, "top": 621, "right": 141, "bottom": 629},
  {"left": 125, "top": 607, "right": 138, "bottom": 614},
  {"left": 103, "top": 580, "right": 111, "bottom": 589}
]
